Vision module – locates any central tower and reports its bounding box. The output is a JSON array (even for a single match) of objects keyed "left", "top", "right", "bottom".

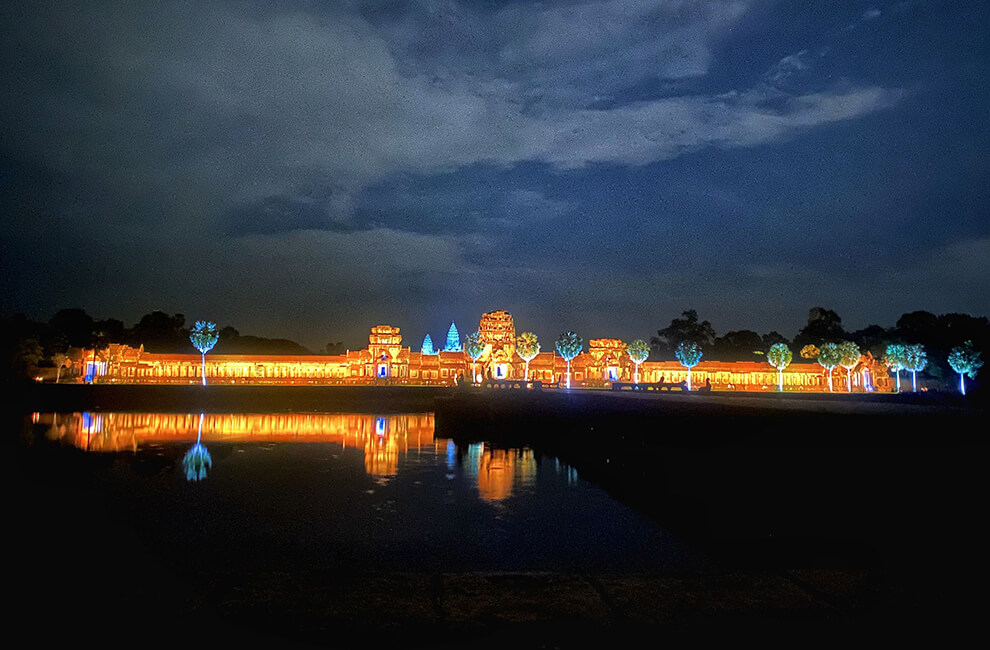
[{"left": 478, "top": 310, "right": 516, "bottom": 378}]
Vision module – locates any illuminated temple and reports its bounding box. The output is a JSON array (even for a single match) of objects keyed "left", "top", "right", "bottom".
[{"left": 80, "top": 309, "right": 891, "bottom": 392}]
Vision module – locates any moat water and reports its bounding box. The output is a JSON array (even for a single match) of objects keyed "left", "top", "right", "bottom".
[{"left": 17, "top": 412, "right": 711, "bottom": 577}]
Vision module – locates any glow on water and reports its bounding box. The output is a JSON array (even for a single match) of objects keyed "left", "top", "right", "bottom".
[{"left": 26, "top": 412, "right": 709, "bottom": 575}]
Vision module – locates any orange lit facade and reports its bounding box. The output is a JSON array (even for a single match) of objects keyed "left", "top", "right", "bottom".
[{"left": 79, "top": 314, "right": 892, "bottom": 392}]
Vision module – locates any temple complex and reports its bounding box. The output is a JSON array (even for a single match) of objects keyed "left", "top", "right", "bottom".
[{"left": 76, "top": 311, "right": 892, "bottom": 392}]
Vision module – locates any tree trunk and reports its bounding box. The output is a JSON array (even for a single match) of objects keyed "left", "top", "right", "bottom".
[
  {"left": 687, "top": 367, "right": 692, "bottom": 391},
  {"left": 524, "top": 360, "right": 529, "bottom": 381},
  {"left": 201, "top": 353, "right": 207, "bottom": 386},
  {"left": 960, "top": 372, "right": 966, "bottom": 395},
  {"left": 566, "top": 359, "right": 571, "bottom": 389},
  {"left": 778, "top": 368, "right": 783, "bottom": 392},
  {"left": 911, "top": 370, "right": 917, "bottom": 392}
]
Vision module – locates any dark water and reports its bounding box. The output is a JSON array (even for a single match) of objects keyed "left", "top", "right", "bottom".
[{"left": 16, "top": 412, "right": 709, "bottom": 578}]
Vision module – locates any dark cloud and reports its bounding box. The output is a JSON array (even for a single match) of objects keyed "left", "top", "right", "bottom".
[{"left": 1, "top": 1, "right": 988, "bottom": 349}]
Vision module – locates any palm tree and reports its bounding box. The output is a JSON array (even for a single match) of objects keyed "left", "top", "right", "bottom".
[
  {"left": 816, "top": 342, "right": 842, "bottom": 392},
  {"left": 555, "top": 331, "right": 583, "bottom": 389},
  {"left": 675, "top": 341, "right": 703, "bottom": 390},
  {"left": 838, "top": 341, "right": 861, "bottom": 392},
  {"left": 766, "top": 343, "right": 792, "bottom": 392},
  {"left": 626, "top": 339, "right": 649, "bottom": 384},
  {"left": 884, "top": 344, "right": 907, "bottom": 393},
  {"left": 189, "top": 321, "right": 220, "bottom": 386},
  {"left": 948, "top": 340, "right": 983, "bottom": 396},
  {"left": 182, "top": 412, "right": 212, "bottom": 481},
  {"left": 904, "top": 343, "right": 927, "bottom": 392},
  {"left": 515, "top": 332, "right": 540, "bottom": 381},
  {"left": 464, "top": 331, "right": 484, "bottom": 383}
]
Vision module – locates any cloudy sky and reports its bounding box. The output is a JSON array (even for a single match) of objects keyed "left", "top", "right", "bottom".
[{"left": 2, "top": 0, "right": 988, "bottom": 351}]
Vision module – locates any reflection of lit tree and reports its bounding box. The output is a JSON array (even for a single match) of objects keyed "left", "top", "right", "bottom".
[
  {"left": 182, "top": 412, "right": 212, "bottom": 481},
  {"left": 675, "top": 341, "right": 703, "bottom": 391},
  {"left": 625, "top": 339, "right": 649, "bottom": 384},
  {"left": 904, "top": 344, "right": 927, "bottom": 392},
  {"left": 838, "top": 341, "right": 860, "bottom": 392},
  {"left": 948, "top": 340, "right": 983, "bottom": 396},
  {"left": 816, "top": 342, "right": 842, "bottom": 392},
  {"left": 884, "top": 344, "right": 907, "bottom": 393},
  {"left": 767, "top": 343, "right": 792, "bottom": 392},
  {"left": 515, "top": 332, "right": 540, "bottom": 381},
  {"left": 189, "top": 321, "right": 219, "bottom": 386},
  {"left": 464, "top": 332, "right": 484, "bottom": 383},
  {"left": 555, "top": 331, "right": 583, "bottom": 389}
]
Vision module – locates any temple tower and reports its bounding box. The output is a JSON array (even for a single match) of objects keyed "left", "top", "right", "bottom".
[
  {"left": 369, "top": 325, "right": 402, "bottom": 361},
  {"left": 478, "top": 310, "right": 516, "bottom": 378}
]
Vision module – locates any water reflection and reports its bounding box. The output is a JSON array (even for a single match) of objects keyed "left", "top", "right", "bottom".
[
  {"left": 32, "top": 412, "right": 539, "bottom": 501},
  {"left": 463, "top": 443, "right": 538, "bottom": 501},
  {"left": 181, "top": 413, "right": 211, "bottom": 481}
]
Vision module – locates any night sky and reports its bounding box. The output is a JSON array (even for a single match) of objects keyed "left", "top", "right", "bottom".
[{"left": 2, "top": 1, "right": 988, "bottom": 352}]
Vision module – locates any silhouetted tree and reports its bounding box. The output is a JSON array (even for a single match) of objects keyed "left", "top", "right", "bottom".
[
  {"left": 129, "top": 311, "right": 188, "bottom": 352},
  {"left": 793, "top": 307, "right": 845, "bottom": 350},
  {"left": 651, "top": 310, "right": 715, "bottom": 359},
  {"left": 712, "top": 329, "right": 763, "bottom": 362},
  {"left": 49, "top": 308, "right": 95, "bottom": 348}
]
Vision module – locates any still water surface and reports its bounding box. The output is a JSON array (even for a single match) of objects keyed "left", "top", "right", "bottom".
[{"left": 24, "top": 412, "right": 708, "bottom": 576}]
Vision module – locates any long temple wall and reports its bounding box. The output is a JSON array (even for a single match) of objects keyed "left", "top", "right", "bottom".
[{"left": 80, "top": 335, "right": 890, "bottom": 392}]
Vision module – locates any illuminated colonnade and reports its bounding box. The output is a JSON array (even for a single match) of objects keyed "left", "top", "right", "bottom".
[{"left": 80, "top": 313, "right": 891, "bottom": 392}]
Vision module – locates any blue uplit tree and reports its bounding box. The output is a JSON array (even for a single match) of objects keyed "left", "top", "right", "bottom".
[
  {"left": 464, "top": 331, "right": 484, "bottom": 383},
  {"left": 884, "top": 343, "right": 907, "bottom": 393},
  {"left": 838, "top": 341, "right": 860, "bottom": 392},
  {"left": 182, "top": 412, "right": 212, "bottom": 481},
  {"left": 444, "top": 322, "right": 462, "bottom": 352},
  {"left": 904, "top": 343, "right": 927, "bottom": 393},
  {"left": 189, "top": 321, "right": 219, "bottom": 386},
  {"left": 555, "top": 331, "right": 583, "bottom": 389},
  {"left": 948, "top": 340, "right": 982, "bottom": 396},
  {"left": 421, "top": 333, "right": 436, "bottom": 355},
  {"left": 675, "top": 341, "right": 703, "bottom": 390},
  {"left": 766, "top": 342, "right": 793, "bottom": 392},
  {"left": 626, "top": 339, "right": 649, "bottom": 384},
  {"left": 816, "top": 342, "right": 842, "bottom": 392}
]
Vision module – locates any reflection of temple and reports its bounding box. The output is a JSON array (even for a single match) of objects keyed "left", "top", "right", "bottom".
[
  {"left": 463, "top": 443, "right": 538, "bottom": 502},
  {"left": 39, "top": 412, "right": 435, "bottom": 477},
  {"left": 78, "top": 311, "right": 891, "bottom": 392}
]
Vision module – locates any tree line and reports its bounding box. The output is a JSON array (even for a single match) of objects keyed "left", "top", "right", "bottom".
[
  {"left": 647, "top": 307, "right": 987, "bottom": 392},
  {"left": 1, "top": 308, "right": 319, "bottom": 383}
]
